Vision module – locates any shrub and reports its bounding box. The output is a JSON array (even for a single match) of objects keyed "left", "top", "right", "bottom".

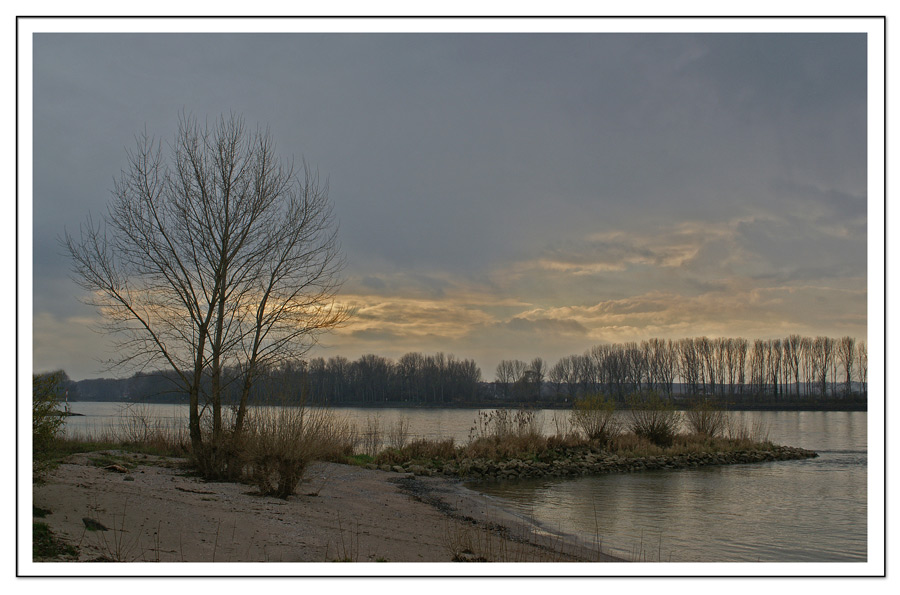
[
  {"left": 626, "top": 392, "right": 681, "bottom": 448},
  {"left": 33, "top": 371, "right": 68, "bottom": 477},
  {"left": 116, "top": 402, "right": 167, "bottom": 443},
  {"left": 191, "top": 406, "right": 241, "bottom": 480},
  {"left": 570, "top": 393, "right": 621, "bottom": 443},
  {"left": 240, "top": 406, "right": 355, "bottom": 499},
  {"left": 387, "top": 416, "right": 411, "bottom": 450},
  {"left": 683, "top": 398, "right": 727, "bottom": 438}
]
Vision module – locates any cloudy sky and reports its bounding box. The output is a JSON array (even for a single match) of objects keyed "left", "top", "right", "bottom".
[{"left": 29, "top": 25, "right": 871, "bottom": 381}]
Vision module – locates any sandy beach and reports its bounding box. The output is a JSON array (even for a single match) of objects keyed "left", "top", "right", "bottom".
[{"left": 32, "top": 451, "right": 620, "bottom": 565}]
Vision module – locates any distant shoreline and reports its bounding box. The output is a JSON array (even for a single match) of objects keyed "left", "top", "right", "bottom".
[{"left": 65, "top": 398, "right": 867, "bottom": 412}]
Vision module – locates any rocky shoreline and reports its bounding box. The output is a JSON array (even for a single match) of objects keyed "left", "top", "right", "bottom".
[{"left": 366, "top": 445, "right": 818, "bottom": 481}]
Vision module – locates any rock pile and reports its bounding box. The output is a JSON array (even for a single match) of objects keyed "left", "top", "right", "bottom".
[{"left": 366, "top": 445, "right": 818, "bottom": 480}]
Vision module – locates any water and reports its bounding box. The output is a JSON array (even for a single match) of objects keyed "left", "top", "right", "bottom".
[
  {"left": 60, "top": 402, "right": 480, "bottom": 443},
  {"left": 61, "top": 403, "right": 867, "bottom": 562},
  {"left": 473, "top": 410, "right": 868, "bottom": 562}
]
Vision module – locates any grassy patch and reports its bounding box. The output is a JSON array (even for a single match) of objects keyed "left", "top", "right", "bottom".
[
  {"left": 33, "top": 521, "right": 78, "bottom": 561},
  {"left": 51, "top": 436, "right": 187, "bottom": 459},
  {"left": 33, "top": 505, "right": 52, "bottom": 518},
  {"left": 344, "top": 453, "right": 374, "bottom": 466}
]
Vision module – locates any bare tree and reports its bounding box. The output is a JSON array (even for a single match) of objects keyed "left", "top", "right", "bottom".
[
  {"left": 65, "top": 114, "right": 349, "bottom": 475},
  {"left": 549, "top": 355, "right": 579, "bottom": 399},
  {"left": 734, "top": 337, "right": 749, "bottom": 396},
  {"left": 623, "top": 342, "right": 647, "bottom": 394},
  {"left": 813, "top": 336, "right": 835, "bottom": 397},
  {"left": 855, "top": 341, "right": 867, "bottom": 396},
  {"left": 575, "top": 352, "right": 599, "bottom": 396},
  {"left": 495, "top": 360, "right": 516, "bottom": 398},
  {"left": 527, "top": 357, "right": 546, "bottom": 399},
  {"left": 784, "top": 334, "right": 802, "bottom": 400},
  {"left": 547, "top": 358, "right": 569, "bottom": 398},
  {"left": 696, "top": 337, "right": 714, "bottom": 395},
  {"left": 658, "top": 339, "right": 678, "bottom": 397},
  {"left": 678, "top": 338, "right": 701, "bottom": 396},
  {"left": 837, "top": 336, "right": 856, "bottom": 396},
  {"left": 801, "top": 336, "right": 815, "bottom": 397},
  {"left": 749, "top": 339, "right": 766, "bottom": 396},
  {"left": 712, "top": 338, "right": 728, "bottom": 397},
  {"left": 767, "top": 339, "right": 782, "bottom": 399}
]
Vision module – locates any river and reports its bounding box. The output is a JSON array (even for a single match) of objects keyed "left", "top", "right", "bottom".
[{"left": 61, "top": 403, "right": 867, "bottom": 562}]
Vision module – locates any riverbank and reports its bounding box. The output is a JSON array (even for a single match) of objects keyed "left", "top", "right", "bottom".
[{"left": 32, "top": 451, "right": 619, "bottom": 563}]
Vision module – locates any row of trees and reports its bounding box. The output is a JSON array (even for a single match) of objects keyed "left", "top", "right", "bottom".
[
  {"left": 286, "top": 352, "right": 482, "bottom": 404},
  {"left": 74, "top": 334, "right": 865, "bottom": 407},
  {"left": 518, "top": 335, "right": 867, "bottom": 403},
  {"left": 75, "top": 352, "right": 484, "bottom": 405}
]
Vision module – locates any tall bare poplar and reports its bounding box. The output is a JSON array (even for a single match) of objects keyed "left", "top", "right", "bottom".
[
  {"left": 65, "top": 114, "right": 349, "bottom": 475},
  {"left": 734, "top": 337, "right": 749, "bottom": 396},
  {"left": 855, "top": 341, "right": 867, "bottom": 396},
  {"left": 784, "top": 335, "right": 802, "bottom": 400},
  {"left": 837, "top": 336, "right": 856, "bottom": 396},
  {"left": 813, "top": 336, "right": 835, "bottom": 397}
]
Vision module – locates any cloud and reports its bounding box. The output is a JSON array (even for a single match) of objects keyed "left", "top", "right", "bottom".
[
  {"left": 496, "top": 317, "right": 590, "bottom": 336},
  {"left": 516, "top": 218, "right": 747, "bottom": 281},
  {"left": 516, "top": 282, "right": 866, "bottom": 344},
  {"left": 30, "top": 31, "right": 870, "bottom": 381},
  {"left": 335, "top": 291, "right": 495, "bottom": 341},
  {"left": 347, "top": 328, "right": 410, "bottom": 343}
]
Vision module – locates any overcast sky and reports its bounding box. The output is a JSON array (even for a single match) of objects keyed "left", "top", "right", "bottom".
[{"left": 30, "top": 30, "right": 869, "bottom": 381}]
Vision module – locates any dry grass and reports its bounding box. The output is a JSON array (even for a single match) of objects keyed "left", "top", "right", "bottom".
[
  {"left": 609, "top": 433, "right": 742, "bottom": 458},
  {"left": 724, "top": 415, "right": 770, "bottom": 443},
  {"left": 360, "top": 405, "right": 778, "bottom": 473},
  {"left": 467, "top": 409, "right": 543, "bottom": 442},
  {"left": 374, "top": 437, "right": 457, "bottom": 466},
  {"left": 361, "top": 414, "right": 382, "bottom": 458},
  {"left": 52, "top": 411, "right": 191, "bottom": 460},
  {"left": 239, "top": 406, "right": 357, "bottom": 498}
]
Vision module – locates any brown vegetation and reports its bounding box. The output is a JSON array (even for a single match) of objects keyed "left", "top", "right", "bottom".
[{"left": 361, "top": 395, "right": 793, "bottom": 479}]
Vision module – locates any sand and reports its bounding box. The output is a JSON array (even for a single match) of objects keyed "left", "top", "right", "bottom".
[{"left": 31, "top": 450, "right": 620, "bottom": 565}]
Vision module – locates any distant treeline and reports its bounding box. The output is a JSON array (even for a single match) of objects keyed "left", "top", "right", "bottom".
[
  {"left": 530, "top": 335, "right": 866, "bottom": 404},
  {"left": 70, "top": 335, "right": 866, "bottom": 408}
]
